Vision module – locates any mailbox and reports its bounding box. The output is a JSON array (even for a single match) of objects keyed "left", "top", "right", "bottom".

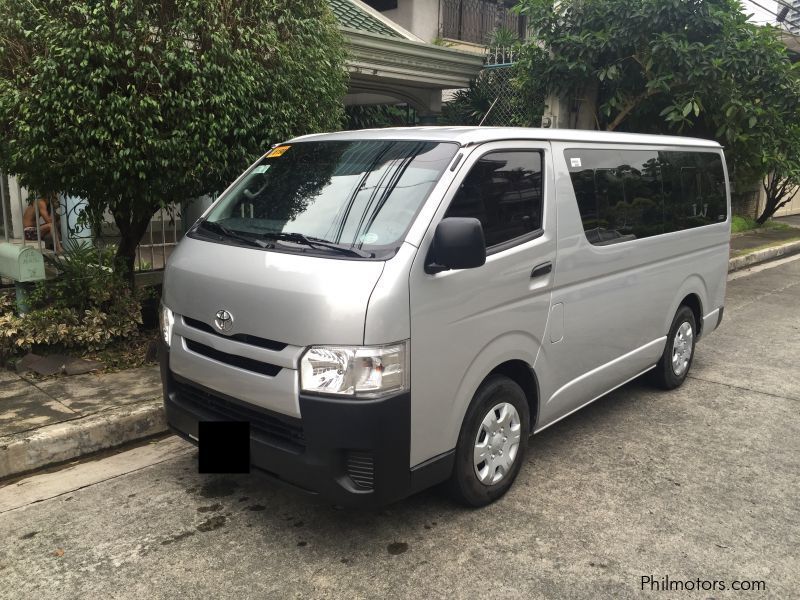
[{"left": 0, "top": 243, "right": 46, "bottom": 282}]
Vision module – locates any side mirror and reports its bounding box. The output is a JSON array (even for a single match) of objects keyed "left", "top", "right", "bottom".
[{"left": 425, "top": 217, "right": 486, "bottom": 274}]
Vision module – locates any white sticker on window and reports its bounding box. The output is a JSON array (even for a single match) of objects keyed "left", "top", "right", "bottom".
[
  {"left": 361, "top": 232, "right": 379, "bottom": 244},
  {"left": 570, "top": 157, "right": 582, "bottom": 168},
  {"left": 253, "top": 165, "right": 270, "bottom": 174}
]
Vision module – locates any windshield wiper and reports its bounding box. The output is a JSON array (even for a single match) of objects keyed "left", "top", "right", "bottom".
[
  {"left": 265, "top": 232, "right": 372, "bottom": 258},
  {"left": 198, "top": 220, "right": 269, "bottom": 248}
]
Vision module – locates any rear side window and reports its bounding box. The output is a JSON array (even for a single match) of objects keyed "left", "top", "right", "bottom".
[
  {"left": 445, "top": 150, "right": 543, "bottom": 248},
  {"left": 565, "top": 149, "right": 727, "bottom": 245}
]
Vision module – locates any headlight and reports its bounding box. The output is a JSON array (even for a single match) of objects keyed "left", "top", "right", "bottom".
[
  {"left": 300, "top": 342, "right": 408, "bottom": 398},
  {"left": 159, "top": 303, "right": 175, "bottom": 347}
]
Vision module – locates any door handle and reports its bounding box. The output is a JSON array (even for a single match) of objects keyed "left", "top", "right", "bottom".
[{"left": 530, "top": 262, "right": 552, "bottom": 278}]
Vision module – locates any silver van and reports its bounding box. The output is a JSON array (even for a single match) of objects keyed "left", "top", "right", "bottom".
[{"left": 159, "top": 127, "right": 729, "bottom": 507}]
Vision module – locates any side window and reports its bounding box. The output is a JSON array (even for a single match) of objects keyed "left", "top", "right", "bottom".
[
  {"left": 565, "top": 149, "right": 663, "bottom": 245},
  {"left": 565, "top": 148, "right": 727, "bottom": 245},
  {"left": 445, "top": 150, "right": 543, "bottom": 248},
  {"left": 660, "top": 151, "right": 728, "bottom": 230}
]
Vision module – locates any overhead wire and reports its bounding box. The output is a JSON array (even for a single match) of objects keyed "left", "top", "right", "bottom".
[{"left": 745, "top": 0, "right": 800, "bottom": 30}]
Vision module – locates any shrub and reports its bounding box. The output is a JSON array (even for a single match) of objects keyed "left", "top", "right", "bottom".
[{"left": 0, "top": 241, "right": 145, "bottom": 359}]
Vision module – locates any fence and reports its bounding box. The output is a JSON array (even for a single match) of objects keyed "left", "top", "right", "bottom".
[
  {"left": 442, "top": 46, "right": 537, "bottom": 128},
  {"left": 0, "top": 171, "right": 184, "bottom": 288},
  {"left": 134, "top": 206, "right": 182, "bottom": 273},
  {"left": 0, "top": 173, "right": 64, "bottom": 288}
]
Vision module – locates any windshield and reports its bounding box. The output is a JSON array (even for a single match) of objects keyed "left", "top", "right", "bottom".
[{"left": 199, "top": 140, "right": 459, "bottom": 257}]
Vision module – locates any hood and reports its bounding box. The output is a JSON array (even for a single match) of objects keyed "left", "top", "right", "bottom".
[{"left": 163, "top": 236, "right": 385, "bottom": 347}]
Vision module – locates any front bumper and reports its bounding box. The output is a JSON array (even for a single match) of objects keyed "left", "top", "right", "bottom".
[{"left": 159, "top": 340, "right": 450, "bottom": 507}]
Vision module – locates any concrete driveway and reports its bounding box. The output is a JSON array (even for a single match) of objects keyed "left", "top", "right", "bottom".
[{"left": 1, "top": 258, "right": 799, "bottom": 599}]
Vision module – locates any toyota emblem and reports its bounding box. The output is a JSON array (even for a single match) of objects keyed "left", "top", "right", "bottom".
[{"left": 214, "top": 309, "right": 234, "bottom": 332}]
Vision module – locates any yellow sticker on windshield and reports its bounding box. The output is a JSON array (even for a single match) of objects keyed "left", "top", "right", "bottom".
[{"left": 266, "top": 145, "right": 290, "bottom": 158}]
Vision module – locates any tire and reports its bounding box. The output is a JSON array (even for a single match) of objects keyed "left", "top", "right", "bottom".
[
  {"left": 447, "top": 375, "right": 530, "bottom": 507},
  {"left": 651, "top": 305, "right": 697, "bottom": 390}
]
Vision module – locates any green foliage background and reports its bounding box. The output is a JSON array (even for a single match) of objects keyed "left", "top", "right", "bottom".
[
  {"left": 0, "top": 0, "right": 348, "bottom": 274},
  {"left": 515, "top": 0, "right": 800, "bottom": 192}
]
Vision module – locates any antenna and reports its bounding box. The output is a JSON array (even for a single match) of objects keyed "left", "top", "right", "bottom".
[{"left": 479, "top": 97, "right": 500, "bottom": 126}]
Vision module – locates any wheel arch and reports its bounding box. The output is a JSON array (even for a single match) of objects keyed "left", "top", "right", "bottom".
[
  {"left": 665, "top": 275, "right": 708, "bottom": 338},
  {"left": 679, "top": 293, "right": 703, "bottom": 337},
  {"left": 445, "top": 332, "right": 541, "bottom": 453},
  {"left": 487, "top": 360, "right": 540, "bottom": 432}
]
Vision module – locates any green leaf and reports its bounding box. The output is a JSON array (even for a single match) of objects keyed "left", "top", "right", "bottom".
[{"left": 513, "top": 0, "right": 800, "bottom": 185}]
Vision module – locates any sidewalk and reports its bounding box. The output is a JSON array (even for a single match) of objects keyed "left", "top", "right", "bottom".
[
  {"left": 2, "top": 217, "right": 800, "bottom": 481},
  {"left": 729, "top": 216, "right": 800, "bottom": 271},
  {"left": 0, "top": 366, "right": 164, "bottom": 479}
]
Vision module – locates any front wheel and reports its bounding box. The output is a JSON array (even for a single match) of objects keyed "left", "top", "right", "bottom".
[
  {"left": 448, "top": 375, "right": 530, "bottom": 507},
  {"left": 651, "top": 306, "right": 697, "bottom": 390}
]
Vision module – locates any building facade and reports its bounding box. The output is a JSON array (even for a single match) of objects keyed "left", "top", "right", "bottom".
[
  {"left": 782, "top": 0, "right": 800, "bottom": 33},
  {"left": 362, "top": 0, "right": 527, "bottom": 49}
]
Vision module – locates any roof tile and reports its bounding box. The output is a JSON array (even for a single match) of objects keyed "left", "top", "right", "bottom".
[{"left": 328, "top": 0, "right": 403, "bottom": 38}]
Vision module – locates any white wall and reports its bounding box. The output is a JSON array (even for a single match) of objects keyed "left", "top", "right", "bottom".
[
  {"left": 383, "top": 0, "right": 440, "bottom": 42},
  {"left": 758, "top": 182, "right": 800, "bottom": 217}
]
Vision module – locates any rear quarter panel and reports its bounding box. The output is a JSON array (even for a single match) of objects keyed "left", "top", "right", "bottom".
[{"left": 534, "top": 143, "right": 730, "bottom": 429}]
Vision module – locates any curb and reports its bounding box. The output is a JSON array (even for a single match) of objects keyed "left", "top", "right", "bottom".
[
  {"left": 0, "top": 399, "right": 166, "bottom": 480},
  {"left": 728, "top": 239, "right": 800, "bottom": 273}
]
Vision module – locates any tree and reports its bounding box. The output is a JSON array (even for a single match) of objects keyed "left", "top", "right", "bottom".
[
  {"left": 758, "top": 129, "right": 800, "bottom": 223},
  {"left": 0, "top": 0, "right": 347, "bottom": 278},
  {"left": 515, "top": 0, "right": 800, "bottom": 187}
]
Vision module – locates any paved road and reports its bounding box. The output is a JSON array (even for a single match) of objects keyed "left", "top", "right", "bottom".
[{"left": 2, "top": 258, "right": 799, "bottom": 600}]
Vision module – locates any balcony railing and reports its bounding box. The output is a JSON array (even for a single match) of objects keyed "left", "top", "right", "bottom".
[{"left": 439, "top": 0, "right": 527, "bottom": 46}]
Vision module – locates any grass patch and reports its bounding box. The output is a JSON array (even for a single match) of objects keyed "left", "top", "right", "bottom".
[
  {"left": 732, "top": 215, "right": 791, "bottom": 233},
  {"left": 731, "top": 215, "right": 757, "bottom": 233},
  {"left": 731, "top": 235, "right": 800, "bottom": 257}
]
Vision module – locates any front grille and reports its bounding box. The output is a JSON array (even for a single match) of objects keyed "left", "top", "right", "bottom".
[
  {"left": 345, "top": 451, "right": 375, "bottom": 490},
  {"left": 183, "top": 316, "right": 288, "bottom": 351},
  {"left": 173, "top": 380, "right": 305, "bottom": 450},
  {"left": 185, "top": 339, "right": 281, "bottom": 377}
]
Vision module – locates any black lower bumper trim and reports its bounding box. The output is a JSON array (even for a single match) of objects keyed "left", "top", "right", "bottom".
[{"left": 159, "top": 339, "right": 453, "bottom": 507}]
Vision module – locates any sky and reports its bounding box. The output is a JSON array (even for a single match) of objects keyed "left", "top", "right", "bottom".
[{"left": 741, "top": 0, "right": 782, "bottom": 26}]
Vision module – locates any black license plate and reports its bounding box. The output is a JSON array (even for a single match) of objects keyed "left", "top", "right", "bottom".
[{"left": 198, "top": 421, "right": 250, "bottom": 474}]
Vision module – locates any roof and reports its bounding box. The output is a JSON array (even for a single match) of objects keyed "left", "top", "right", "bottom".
[
  {"left": 344, "top": 29, "right": 485, "bottom": 91},
  {"left": 328, "top": 0, "right": 410, "bottom": 39},
  {"left": 289, "top": 126, "right": 723, "bottom": 148}
]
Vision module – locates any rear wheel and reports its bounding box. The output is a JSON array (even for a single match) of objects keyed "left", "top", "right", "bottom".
[
  {"left": 652, "top": 306, "right": 697, "bottom": 390},
  {"left": 448, "top": 375, "right": 530, "bottom": 507}
]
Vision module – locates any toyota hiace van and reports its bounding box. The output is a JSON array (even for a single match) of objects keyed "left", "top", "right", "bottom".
[{"left": 159, "top": 127, "right": 729, "bottom": 507}]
